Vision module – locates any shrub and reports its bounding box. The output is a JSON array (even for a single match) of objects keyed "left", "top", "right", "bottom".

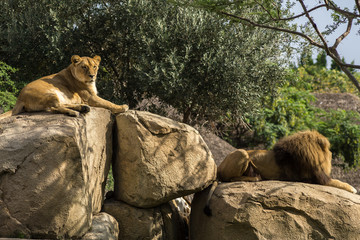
[
  {"left": 247, "top": 86, "right": 319, "bottom": 147},
  {"left": 317, "top": 110, "right": 360, "bottom": 168},
  {"left": 0, "top": 62, "right": 18, "bottom": 112}
]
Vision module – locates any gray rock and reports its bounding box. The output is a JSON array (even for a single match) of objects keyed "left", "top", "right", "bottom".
[
  {"left": 0, "top": 108, "right": 113, "bottom": 238},
  {"left": 103, "top": 198, "right": 188, "bottom": 240},
  {"left": 113, "top": 110, "right": 217, "bottom": 208},
  {"left": 191, "top": 181, "right": 360, "bottom": 240}
]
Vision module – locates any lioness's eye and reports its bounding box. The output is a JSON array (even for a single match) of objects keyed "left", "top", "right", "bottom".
[
  {"left": 82, "top": 66, "right": 87, "bottom": 70},
  {"left": 93, "top": 66, "right": 97, "bottom": 69}
]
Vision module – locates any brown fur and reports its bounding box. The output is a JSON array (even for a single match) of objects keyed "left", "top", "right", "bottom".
[
  {"left": 0, "top": 55, "right": 128, "bottom": 119},
  {"left": 217, "top": 131, "right": 357, "bottom": 193}
]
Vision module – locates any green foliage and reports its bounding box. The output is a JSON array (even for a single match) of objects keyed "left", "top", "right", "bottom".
[
  {"left": 315, "top": 51, "right": 327, "bottom": 68},
  {"left": 0, "top": 0, "right": 288, "bottom": 124},
  {"left": 248, "top": 86, "right": 319, "bottom": 147},
  {"left": 0, "top": 62, "right": 18, "bottom": 112},
  {"left": 247, "top": 83, "right": 360, "bottom": 168},
  {"left": 105, "top": 167, "right": 114, "bottom": 192},
  {"left": 317, "top": 110, "right": 360, "bottom": 168},
  {"left": 294, "top": 66, "right": 359, "bottom": 94}
]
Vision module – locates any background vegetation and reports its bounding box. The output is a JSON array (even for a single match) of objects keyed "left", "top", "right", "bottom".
[
  {"left": 0, "top": 62, "right": 17, "bottom": 112},
  {"left": 0, "top": 0, "right": 288, "bottom": 124},
  {"left": 1, "top": 0, "right": 360, "bottom": 168},
  {"left": 244, "top": 53, "right": 360, "bottom": 168}
]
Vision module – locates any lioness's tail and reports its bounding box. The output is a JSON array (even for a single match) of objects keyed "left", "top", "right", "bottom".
[
  {"left": 203, "top": 181, "right": 219, "bottom": 216},
  {"left": 0, "top": 101, "right": 24, "bottom": 119}
]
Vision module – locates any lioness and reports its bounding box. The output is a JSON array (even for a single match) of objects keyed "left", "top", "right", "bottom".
[
  {"left": 0, "top": 55, "right": 128, "bottom": 118},
  {"left": 204, "top": 131, "right": 357, "bottom": 216}
]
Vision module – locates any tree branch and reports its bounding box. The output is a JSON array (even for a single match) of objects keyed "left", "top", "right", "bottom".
[
  {"left": 218, "top": 10, "right": 324, "bottom": 49},
  {"left": 299, "top": 0, "right": 329, "bottom": 50},
  {"left": 275, "top": 4, "right": 326, "bottom": 21},
  {"left": 330, "top": 48, "right": 360, "bottom": 92},
  {"left": 356, "top": 0, "right": 360, "bottom": 14},
  {"left": 332, "top": 17, "right": 353, "bottom": 49}
]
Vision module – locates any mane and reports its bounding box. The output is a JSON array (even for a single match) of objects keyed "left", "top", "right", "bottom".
[{"left": 272, "top": 130, "right": 331, "bottom": 185}]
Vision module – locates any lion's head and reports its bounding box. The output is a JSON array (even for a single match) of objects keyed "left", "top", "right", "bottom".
[{"left": 70, "top": 55, "right": 101, "bottom": 84}]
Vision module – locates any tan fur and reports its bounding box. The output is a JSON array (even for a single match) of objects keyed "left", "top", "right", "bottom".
[
  {"left": 0, "top": 55, "right": 128, "bottom": 118},
  {"left": 218, "top": 131, "right": 357, "bottom": 194}
]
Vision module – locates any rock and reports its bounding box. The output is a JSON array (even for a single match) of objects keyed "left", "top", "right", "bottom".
[
  {"left": 103, "top": 198, "right": 188, "bottom": 240},
  {"left": 113, "top": 110, "right": 217, "bottom": 208},
  {"left": 198, "top": 128, "right": 236, "bottom": 166},
  {"left": 190, "top": 181, "right": 360, "bottom": 240},
  {"left": 313, "top": 92, "right": 360, "bottom": 112},
  {"left": 0, "top": 108, "right": 113, "bottom": 239},
  {"left": 82, "top": 212, "right": 119, "bottom": 240}
]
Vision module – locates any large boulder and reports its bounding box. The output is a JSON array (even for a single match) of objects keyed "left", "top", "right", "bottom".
[
  {"left": 103, "top": 198, "right": 188, "bottom": 240},
  {"left": 113, "top": 110, "right": 217, "bottom": 208},
  {"left": 0, "top": 108, "right": 113, "bottom": 239},
  {"left": 191, "top": 181, "right": 360, "bottom": 240}
]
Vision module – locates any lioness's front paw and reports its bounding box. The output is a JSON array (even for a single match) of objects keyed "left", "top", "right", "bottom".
[
  {"left": 80, "top": 105, "right": 91, "bottom": 113},
  {"left": 112, "top": 104, "right": 129, "bottom": 114}
]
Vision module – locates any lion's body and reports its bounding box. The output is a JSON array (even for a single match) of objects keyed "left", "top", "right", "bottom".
[
  {"left": 0, "top": 55, "right": 128, "bottom": 119},
  {"left": 217, "top": 131, "right": 357, "bottom": 194}
]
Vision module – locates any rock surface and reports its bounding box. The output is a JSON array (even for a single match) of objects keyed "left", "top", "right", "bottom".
[
  {"left": 190, "top": 181, "right": 360, "bottom": 240},
  {"left": 82, "top": 212, "right": 119, "bottom": 240},
  {"left": 0, "top": 108, "right": 113, "bottom": 238},
  {"left": 199, "top": 128, "right": 236, "bottom": 166},
  {"left": 113, "top": 110, "right": 217, "bottom": 208},
  {"left": 103, "top": 198, "right": 188, "bottom": 240}
]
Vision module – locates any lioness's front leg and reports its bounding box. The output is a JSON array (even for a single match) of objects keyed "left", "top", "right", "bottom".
[
  {"left": 63, "top": 104, "right": 91, "bottom": 113},
  {"left": 88, "top": 95, "right": 129, "bottom": 114}
]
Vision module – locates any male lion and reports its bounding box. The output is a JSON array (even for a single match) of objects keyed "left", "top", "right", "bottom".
[
  {"left": 204, "top": 130, "right": 357, "bottom": 216},
  {"left": 0, "top": 55, "right": 128, "bottom": 119}
]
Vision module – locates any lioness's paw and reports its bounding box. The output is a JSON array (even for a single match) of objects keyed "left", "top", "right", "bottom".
[
  {"left": 80, "top": 105, "right": 91, "bottom": 113},
  {"left": 112, "top": 104, "right": 129, "bottom": 114}
]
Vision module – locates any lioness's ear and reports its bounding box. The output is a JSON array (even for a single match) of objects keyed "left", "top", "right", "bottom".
[
  {"left": 71, "top": 55, "right": 82, "bottom": 64},
  {"left": 93, "top": 55, "right": 101, "bottom": 63}
]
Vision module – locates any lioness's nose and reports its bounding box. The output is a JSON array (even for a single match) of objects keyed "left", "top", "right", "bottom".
[{"left": 89, "top": 74, "right": 95, "bottom": 79}]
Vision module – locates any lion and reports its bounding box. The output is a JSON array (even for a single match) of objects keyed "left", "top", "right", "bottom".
[
  {"left": 0, "top": 55, "right": 128, "bottom": 119},
  {"left": 204, "top": 130, "right": 357, "bottom": 216}
]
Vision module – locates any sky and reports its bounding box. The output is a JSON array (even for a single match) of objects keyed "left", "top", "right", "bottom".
[{"left": 290, "top": 1, "right": 359, "bottom": 68}]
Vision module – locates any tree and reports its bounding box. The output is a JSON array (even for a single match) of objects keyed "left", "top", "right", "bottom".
[
  {"left": 176, "top": 0, "right": 360, "bottom": 92},
  {"left": 316, "top": 51, "right": 327, "bottom": 68},
  {"left": 0, "top": 0, "right": 288, "bottom": 124}
]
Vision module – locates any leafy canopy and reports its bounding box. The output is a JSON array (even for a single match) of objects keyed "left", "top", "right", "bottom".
[{"left": 0, "top": 0, "right": 289, "bottom": 124}]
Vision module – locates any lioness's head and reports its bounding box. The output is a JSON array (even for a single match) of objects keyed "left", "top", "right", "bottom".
[{"left": 70, "top": 55, "right": 101, "bottom": 84}]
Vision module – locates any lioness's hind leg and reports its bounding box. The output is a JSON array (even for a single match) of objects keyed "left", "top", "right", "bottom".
[{"left": 326, "top": 179, "right": 357, "bottom": 194}]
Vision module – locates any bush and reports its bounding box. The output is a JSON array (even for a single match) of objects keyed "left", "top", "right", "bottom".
[
  {"left": 0, "top": 62, "right": 18, "bottom": 112},
  {"left": 247, "top": 86, "right": 319, "bottom": 147},
  {"left": 317, "top": 110, "right": 360, "bottom": 168}
]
